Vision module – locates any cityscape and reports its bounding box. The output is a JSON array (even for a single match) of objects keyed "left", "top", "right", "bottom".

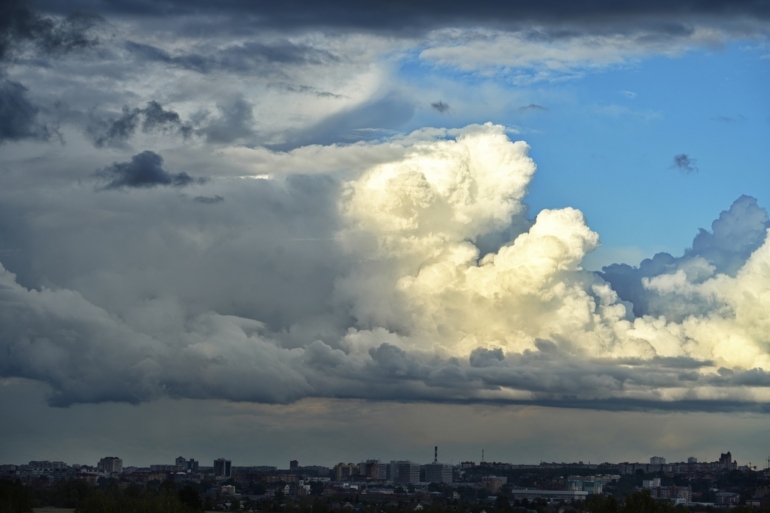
[
  {"left": 1, "top": 1, "right": 769, "bottom": 513},
  {"left": 2, "top": 449, "right": 769, "bottom": 511}
]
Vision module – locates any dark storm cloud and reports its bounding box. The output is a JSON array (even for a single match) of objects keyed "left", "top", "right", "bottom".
[
  {"left": 0, "top": 0, "right": 100, "bottom": 148},
  {"left": 0, "top": 78, "right": 51, "bottom": 143},
  {"left": 88, "top": 101, "right": 192, "bottom": 147},
  {"left": 672, "top": 153, "right": 698, "bottom": 173},
  {"left": 88, "top": 106, "right": 138, "bottom": 147},
  {"left": 142, "top": 101, "right": 191, "bottom": 135},
  {"left": 431, "top": 101, "right": 450, "bottom": 113},
  {"left": 600, "top": 195, "right": 769, "bottom": 318},
  {"left": 469, "top": 347, "right": 505, "bottom": 367},
  {"left": 124, "top": 39, "right": 338, "bottom": 75},
  {"left": 33, "top": 0, "right": 770, "bottom": 36},
  {"left": 0, "top": 0, "right": 100, "bottom": 63},
  {"left": 96, "top": 150, "right": 200, "bottom": 189}
]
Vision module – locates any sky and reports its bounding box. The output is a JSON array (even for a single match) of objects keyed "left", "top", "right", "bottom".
[{"left": 0, "top": 0, "right": 770, "bottom": 468}]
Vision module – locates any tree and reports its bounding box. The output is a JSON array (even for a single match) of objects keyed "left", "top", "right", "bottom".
[
  {"left": 624, "top": 489, "right": 658, "bottom": 513},
  {"left": 584, "top": 494, "right": 619, "bottom": 513},
  {"left": 51, "top": 478, "right": 90, "bottom": 508},
  {"left": 0, "top": 480, "right": 31, "bottom": 513},
  {"left": 179, "top": 485, "right": 202, "bottom": 510},
  {"left": 623, "top": 490, "right": 674, "bottom": 513}
]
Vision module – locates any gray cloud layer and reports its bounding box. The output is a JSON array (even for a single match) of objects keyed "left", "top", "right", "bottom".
[
  {"left": 124, "top": 40, "right": 338, "bottom": 75},
  {"left": 0, "top": 78, "right": 51, "bottom": 143},
  {"left": 1, "top": 0, "right": 99, "bottom": 63},
  {"left": 35, "top": 0, "right": 770, "bottom": 35}
]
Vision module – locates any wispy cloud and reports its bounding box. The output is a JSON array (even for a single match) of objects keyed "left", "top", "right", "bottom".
[
  {"left": 595, "top": 103, "right": 661, "bottom": 120},
  {"left": 711, "top": 114, "right": 746, "bottom": 123}
]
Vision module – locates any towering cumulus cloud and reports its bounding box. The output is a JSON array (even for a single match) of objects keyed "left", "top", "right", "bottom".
[
  {"left": 338, "top": 125, "right": 610, "bottom": 358},
  {"left": 602, "top": 196, "right": 770, "bottom": 319},
  {"left": 2, "top": 124, "right": 770, "bottom": 409}
]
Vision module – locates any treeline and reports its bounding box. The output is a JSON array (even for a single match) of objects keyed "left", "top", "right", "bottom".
[
  {"left": 0, "top": 479, "right": 203, "bottom": 513},
  {"left": 1, "top": 480, "right": 32, "bottom": 513},
  {"left": 584, "top": 490, "right": 758, "bottom": 513}
]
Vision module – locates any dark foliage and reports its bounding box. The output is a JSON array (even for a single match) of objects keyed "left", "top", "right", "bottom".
[{"left": 0, "top": 480, "right": 32, "bottom": 513}]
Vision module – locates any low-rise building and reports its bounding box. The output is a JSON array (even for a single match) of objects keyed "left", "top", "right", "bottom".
[
  {"left": 715, "top": 492, "right": 740, "bottom": 505},
  {"left": 482, "top": 476, "right": 507, "bottom": 493},
  {"left": 509, "top": 490, "right": 588, "bottom": 501},
  {"left": 748, "top": 495, "right": 770, "bottom": 508}
]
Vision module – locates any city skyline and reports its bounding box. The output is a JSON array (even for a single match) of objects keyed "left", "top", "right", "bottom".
[
  {"left": 1, "top": 449, "right": 746, "bottom": 475},
  {"left": 0, "top": 451, "right": 752, "bottom": 470},
  {"left": 3, "top": 447, "right": 761, "bottom": 512},
  {"left": 0, "top": 436, "right": 761, "bottom": 471}
]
